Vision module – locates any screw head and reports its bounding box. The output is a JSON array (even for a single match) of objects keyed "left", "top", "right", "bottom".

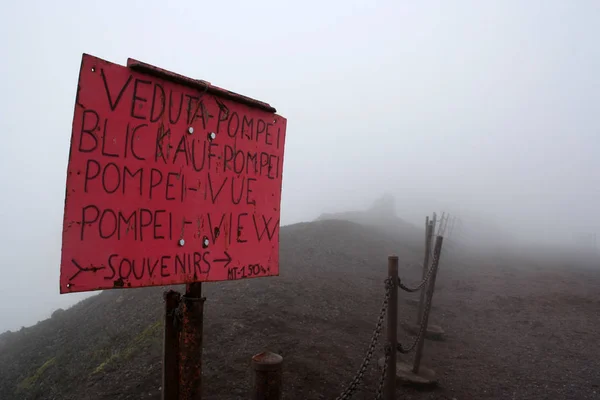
[
  {"left": 188, "top": 127, "right": 194, "bottom": 134},
  {"left": 209, "top": 132, "right": 216, "bottom": 140},
  {"left": 203, "top": 237, "right": 209, "bottom": 247},
  {"left": 179, "top": 239, "right": 185, "bottom": 246}
]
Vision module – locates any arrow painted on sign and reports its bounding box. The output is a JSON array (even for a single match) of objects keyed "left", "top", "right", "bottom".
[
  {"left": 69, "top": 259, "right": 106, "bottom": 281},
  {"left": 213, "top": 251, "right": 232, "bottom": 269}
]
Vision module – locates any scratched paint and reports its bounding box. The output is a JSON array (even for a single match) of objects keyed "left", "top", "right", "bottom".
[{"left": 60, "top": 54, "right": 287, "bottom": 294}]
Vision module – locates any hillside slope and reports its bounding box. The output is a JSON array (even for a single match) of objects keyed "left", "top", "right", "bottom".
[{"left": 0, "top": 218, "right": 424, "bottom": 400}]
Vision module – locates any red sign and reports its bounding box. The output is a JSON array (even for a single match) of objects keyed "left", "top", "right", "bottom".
[{"left": 60, "top": 54, "right": 287, "bottom": 294}]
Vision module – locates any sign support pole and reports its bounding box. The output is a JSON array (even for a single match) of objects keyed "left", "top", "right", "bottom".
[
  {"left": 163, "top": 291, "right": 181, "bottom": 400},
  {"left": 179, "top": 283, "right": 205, "bottom": 400}
]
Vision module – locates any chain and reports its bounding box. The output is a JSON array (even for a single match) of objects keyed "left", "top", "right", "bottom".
[
  {"left": 374, "top": 344, "right": 391, "bottom": 400},
  {"left": 335, "top": 278, "right": 392, "bottom": 400},
  {"left": 398, "top": 256, "right": 436, "bottom": 293},
  {"left": 397, "top": 251, "right": 440, "bottom": 354}
]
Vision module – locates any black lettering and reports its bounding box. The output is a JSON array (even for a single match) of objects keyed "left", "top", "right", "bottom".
[
  {"left": 216, "top": 104, "right": 229, "bottom": 133},
  {"left": 81, "top": 205, "right": 99, "bottom": 240},
  {"left": 191, "top": 139, "right": 207, "bottom": 172},
  {"left": 148, "top": 258, "right": 159, "bottom": 277},
  {"left": 237, "top": 213, "right": 248, "bottom": 243},
  {"left": 169, "top": 90, "right": 184, "bottom": 124},
  {"left": 131, "top": 79, "right": 152, "bottom": 120},
  {"left": 233, "top": 149, "right": 244, "bottom": 174},
  {"left": 173, "top": 135, "right": 190, "bottom": 166},
  {"left": 256, "top": 119, "right": 266, "bottom": 143},
  {"left": 242, "top": 116, "right": 253, "bottom": 140},
  {"left": 228, "top": 267, "right": 237, "bottom": 280},
  {"left": 105, "top": 254, "right": 117, "bottom": 280},
  {"left": 277, "top": 126, "right": 282, "bottom": 149},
  {"left": 223, "top": 144, "right": 234, "bottom": 172},
  {"left": 208, "top": 213, "right": 227, "bottom": 243},
  {"left": 101, "top": 118, "right": 119, "bottom": 158},
  {"left": 208, "top": 143, "right": 218, "bottom": 170},
  {"left": 161, "top": 256, "right": 171, "bottom": 277},
  {"left": 175, "top": 253, "right": 187, "bottom": 275},
  {"left": 102, "top": 162, "right": 121, "bottom": 194},
  {"left": 118, "top": 210, "right": 137, "bottom": 240},
  {"left": 259, "top": 153, "right": 270, "bottom": 177},
  {"left": 268, "top": 154, "right": 278, "bottom": 179},
  {"left": 154, "top": 210, "right": 166, "bottom": 239},
  {"left": 79, "top": 110, "right": 99, "bottom": 153},
  {"left": 123, "top": 166, "right": 143, "bottom": 196},
  {"left": 246, "top": 152, "right": 258, "bottom": 174},
  {"left": 119, "top": 258, "right": 133, "bottom": 279},
  {"left": 101, "top": 70, "right": 132, "bottom": 111},
  {"left": 265, "top": 123, "right": 274, "bottom": 145},
  {"left": 130, "top": 124, "right": 147, "bottom": 160},
  {"left": 227, "top": 112, "right": 239, "bottom": 138},
  {"left": 139, "top": 208, "right": 152, "bottom": 241},
  {"left": 207, "top": 173, "right": 227, "bottom": 204},
  {"left": 231, "top": 176, "right": 245, "bottom": 205},
  {"left": 166, "top": 172, "right": 178, "bottom": 201},
  {"left": 99, "top": 209, "right": 117, "bottom": 239},
  {"left": 84, "top": 159, "right": 101, "bottom": 193},
  {"left": 193, "top": 252, "right": 202, "bottom": 276},
  {"left": 253, "top": 215, "right": 279, "bottom": 242},
  {"left": 246, "top": 178, "right": 256, "bottom": 205},
  {"left": 203, "top": 252, "right": 211, "bottom": 274},
  {"left": 185, "top": 95, "right": 199, "bottom": 124},
  {"left": 155, "top": 124, "right": 170, "bottom": 163},
  {"left": 150, "top": 83, "right": 166, "bottom": 122},
  {"left": 192, "top": 101, "right": 211, "bottom": 128},
  {"left": 132, "top": 259, "right": 144, "bottom": 279},
  {"left": 149, "top": 168, "right": 163, "bottom": 199}
]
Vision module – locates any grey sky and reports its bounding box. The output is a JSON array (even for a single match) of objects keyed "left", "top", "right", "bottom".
[{"left": 0, "top": 1, "right": 598, "bottom": 331}]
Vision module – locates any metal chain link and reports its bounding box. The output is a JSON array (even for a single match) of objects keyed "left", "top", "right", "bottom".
[
  {"left": 398, "top": 255, "right": 436, "bottom": 293},
  {"left": 335, "top": 278, "right": 392, "bottom": 400},
  {"left": 375, "top": 344, "right": 391, "bottom": 400},
  {"left": 397, "top": 251, "right": 440, "bottom": 354}
]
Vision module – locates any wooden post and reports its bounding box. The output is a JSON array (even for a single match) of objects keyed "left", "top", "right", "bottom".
[
  {"left": 163, "top": 291, "right": 181, "bottom": 400},
  {"left": 251, "top": 351, "right": 283, "bottom": 400},
  {"left": 413, "top": 236, "right": 443, "bottom": 374},
  {"left": 384, "top": 255, "right": 398, "bottom": 400}
]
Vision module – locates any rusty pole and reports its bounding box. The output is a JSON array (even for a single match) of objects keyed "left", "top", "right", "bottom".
[
  {"left": 417, "top": 220, "right": 433, "bottom": 325},
  {"left": 251, "top": 351, "right": 283, "bottom": 400},
  {"left": 413, "top": 236, "right": 443, "bottom": 374},
  {"left": 179, "top": 283, "right": 205, "bottom": 400},
  {"left": 163, "top": 291, "right": 181, "bottom": 400},
  {"left": 384, "top": 255, "right": 398, "bottom": 400}
]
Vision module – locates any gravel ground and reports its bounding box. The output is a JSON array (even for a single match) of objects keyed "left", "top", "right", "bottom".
[{"left": 0, "top": 218, "right": 598, "bottom": 400}]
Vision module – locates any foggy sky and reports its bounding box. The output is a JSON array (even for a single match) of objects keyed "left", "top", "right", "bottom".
[{"left": 0, "top": 0, "right": 598, "bottom": 332}]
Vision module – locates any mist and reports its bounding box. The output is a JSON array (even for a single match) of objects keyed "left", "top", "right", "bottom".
[{"left": 0, "top": 0, "right": 598, "bottom": 332}]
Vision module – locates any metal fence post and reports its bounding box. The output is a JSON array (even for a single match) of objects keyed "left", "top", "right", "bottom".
[
  {"left": 417, "top": 220, "right": 433, "bottom": 325},
  {"left": 163, "top": 290, "right": 181, "bottom": 400},
  {"left": 179, "top": 283, "right": 205, "bottom": 400},
  {"left": 385, "top": 255, "right": 398, "bottom": 400},
  {"left": 251, "top": 351, "right": 283, "bottom": 400},
  {"left": 413, "top": 236, "right": 443, "bottom": 374}
]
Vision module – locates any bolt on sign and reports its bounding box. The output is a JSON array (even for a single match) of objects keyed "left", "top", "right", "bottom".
[{"left": 60, "top": 54, "right": 287, "bottom": 294}]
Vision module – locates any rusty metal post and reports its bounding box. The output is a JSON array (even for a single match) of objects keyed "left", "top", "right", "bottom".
[
  {"left": 413, "top": 236, "right": 443, "bottom": 374},
  {"left": 163, "top": 291, "right": 181, "bottom": 400},
  {"left": 384, "top": 255, "right": 398, "bottom": 400},
  {"left": 179, "top": 283, "right": 205, "bottom": 400},
  {"left": 417, "top": 220, "right": 433, "bottom": 325},
  {"left": 251, "top": 351, "right": 283, "bottom": 400}
]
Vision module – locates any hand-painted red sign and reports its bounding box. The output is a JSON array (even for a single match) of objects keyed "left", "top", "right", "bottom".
[{"left": 60, "top": 54, "right": 287, "bottom": 294}]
